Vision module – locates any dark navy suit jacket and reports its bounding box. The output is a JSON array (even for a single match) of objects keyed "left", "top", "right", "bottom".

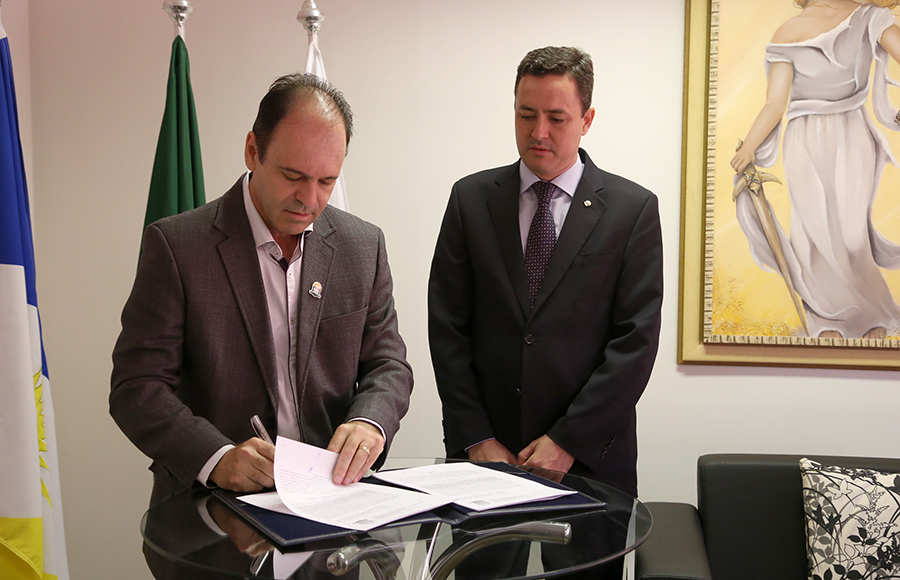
[{"left": 428, "top": 150, "right": 662, "bottom": 495}]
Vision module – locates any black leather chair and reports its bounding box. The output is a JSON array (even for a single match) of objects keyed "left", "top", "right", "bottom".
[{"left": 634, "top": 453, "right": 900, "bottom": 580}]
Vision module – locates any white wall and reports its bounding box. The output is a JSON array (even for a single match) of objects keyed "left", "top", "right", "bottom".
[{"left": 6, "top": 1, "right": 899, "bottom": 579}]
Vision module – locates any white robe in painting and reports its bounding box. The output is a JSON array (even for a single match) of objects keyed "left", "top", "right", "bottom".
[{"left": 737, "top": 4, "right": 900, "bottom": 338}]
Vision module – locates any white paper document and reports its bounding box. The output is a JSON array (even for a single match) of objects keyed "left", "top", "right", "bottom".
[
  {"left": 239, "top": 490, "right": 295, "bottom": 516},
  {"left": 372, "top": 462, "right": 576, "bottom": 511},
  {"left": 240, "top": 437, "right": 451, "bottom": 531}
]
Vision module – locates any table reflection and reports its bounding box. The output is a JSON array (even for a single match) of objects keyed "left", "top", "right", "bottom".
[{"left": 141, "top": 460, "right": 651, "bottom": 580}]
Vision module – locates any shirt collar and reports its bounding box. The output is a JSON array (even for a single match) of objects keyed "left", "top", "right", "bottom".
[
  {"left": 242, "top": 171, "right": 312, "bottom": 260},
  {"left": 518, "top": 153, "right": 585, "bottom": 198}
]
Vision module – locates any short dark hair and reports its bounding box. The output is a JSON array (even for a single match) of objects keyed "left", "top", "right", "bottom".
[
  {"left": 251, "top": 73, "right": 354, "bottom": 161},
  {"left": 515, "top": 46, "right": 593, "bottom": 115}
]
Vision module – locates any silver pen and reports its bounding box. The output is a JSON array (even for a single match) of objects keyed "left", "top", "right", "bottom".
[{"left": 250, "top": 414, "right": 274, "bottom": 445}]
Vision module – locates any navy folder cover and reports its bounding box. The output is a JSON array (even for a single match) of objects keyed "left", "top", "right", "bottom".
[{"left": 212, "top": 462, "right": 606, "bottom": 549}]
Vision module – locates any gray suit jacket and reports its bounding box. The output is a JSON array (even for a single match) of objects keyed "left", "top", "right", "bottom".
[{"left": 111, "top": 176, "right": 413, "bottom": 501}]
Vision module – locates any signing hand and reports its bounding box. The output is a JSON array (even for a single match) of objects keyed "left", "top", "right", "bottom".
[
  {"left": 517, "top": 435, "right": 574, "bottom": 474},
  {"left": 467, "top": 439, "right": 517, "bottom": 464},
  {"left": 209, "top": 438, "right": 275, "bottom": 492},
  {"left": 327, "top": 421, "right": 384, "bottom": 485}
]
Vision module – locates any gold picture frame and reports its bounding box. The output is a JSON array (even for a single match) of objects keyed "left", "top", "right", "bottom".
[{"left": 678, "top": 0, "right": 900, "bottom": 369}]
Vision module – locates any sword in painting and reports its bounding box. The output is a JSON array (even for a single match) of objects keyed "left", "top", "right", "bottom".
[{"left": 732, "top": 139, "right": 809, "bottom": 335}]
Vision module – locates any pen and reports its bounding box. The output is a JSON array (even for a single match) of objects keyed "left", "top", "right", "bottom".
[{"left": 250, "top": 414, "right": 274, "bottom": 445}]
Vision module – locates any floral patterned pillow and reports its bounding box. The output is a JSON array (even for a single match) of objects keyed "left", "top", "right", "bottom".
[{"left": 800, "top": 458, "right": 900, "bottom": 580}]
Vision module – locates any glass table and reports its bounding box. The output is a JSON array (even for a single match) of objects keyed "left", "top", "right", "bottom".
[{"left": 141, "top": 458, "right": 652, "bottom": 580}]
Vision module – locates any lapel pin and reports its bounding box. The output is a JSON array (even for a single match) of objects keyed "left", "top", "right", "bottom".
[
  {"left": 584, "top": 200, "right": 592, "bottom": 207},
  {"left": 309, "top": 281, "right": 323, "bottom": 299}
]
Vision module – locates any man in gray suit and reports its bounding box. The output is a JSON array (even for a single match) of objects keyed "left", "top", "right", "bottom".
[{"left": 111, "top": 73, "right": 413, "bottom": 503}]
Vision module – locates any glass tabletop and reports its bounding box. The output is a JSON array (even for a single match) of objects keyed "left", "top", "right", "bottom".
[{"left": 141, "top": 458, "right": 652, "bottom": 580}]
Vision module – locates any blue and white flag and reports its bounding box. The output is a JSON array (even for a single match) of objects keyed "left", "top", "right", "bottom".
[
  {"left": 0, "top": 13, "right": 69, "bottom": 580},
  {"left": 305, "top": 30, "right": 349, "bottom": 211}
]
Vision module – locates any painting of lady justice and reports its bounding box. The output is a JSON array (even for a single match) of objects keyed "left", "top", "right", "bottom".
[{"left": 718, "top": 0, "right": 900, "bottom": 342}]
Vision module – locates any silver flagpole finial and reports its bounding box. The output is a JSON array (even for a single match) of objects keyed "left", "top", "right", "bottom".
[
  {"left": 298, "top": 0, "right": 325, "bottom": 35},
  {"left": 163, "top": 0, "right": 193, "bottom": 40}
]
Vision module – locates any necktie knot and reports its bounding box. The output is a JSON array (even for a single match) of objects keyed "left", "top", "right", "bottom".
[{"left": 532, "top": 181, "right": 555, "bottom": 206}]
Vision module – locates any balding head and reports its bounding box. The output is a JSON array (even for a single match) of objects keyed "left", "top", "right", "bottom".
[{"left": 251, "top": 73, "right": 354, "bottom": 162}]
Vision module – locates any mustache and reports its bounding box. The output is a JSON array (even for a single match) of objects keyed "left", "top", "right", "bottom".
[
  {"left": 527, "top": 140, "right": 554, "bottom": 152},
  {"left": 285, "top": 203, "right": 312, "bottom": 213}
]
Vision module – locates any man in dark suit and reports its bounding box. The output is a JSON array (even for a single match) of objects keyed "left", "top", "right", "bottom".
[
  {"left": 111, "top": 73, "right": 413, "bottom": 505},
  {"left": 428, "top": 46, "right": 662, "bottom": 497}
]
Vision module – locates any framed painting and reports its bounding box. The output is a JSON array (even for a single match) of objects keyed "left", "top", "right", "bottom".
[{"left": 679, "top": 0, "right": 900, "bottom": 369}]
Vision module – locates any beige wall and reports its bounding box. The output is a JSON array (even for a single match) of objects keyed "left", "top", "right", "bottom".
[{"left": 5, "top": 1, "right": 899, "bottom": 579}]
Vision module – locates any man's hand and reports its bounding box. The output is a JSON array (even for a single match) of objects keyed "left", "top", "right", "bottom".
[
  {"left": 467, "top": 439, "right": 517, "bottom": 464},
  {"left": 517, "top": 435, "right": 574, "bottom": 474},
  {"left": 209, "top": 438, "right": 275, "bottom": 492},
  {"left": 327, "top": 421, "right": 384, "bottom": 485}
]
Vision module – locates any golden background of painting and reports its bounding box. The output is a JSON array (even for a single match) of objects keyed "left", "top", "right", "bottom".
[{"left": 713, "top": 0, "right": 900, "bottom": 337}]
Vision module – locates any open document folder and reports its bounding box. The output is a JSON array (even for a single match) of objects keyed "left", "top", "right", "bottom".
[
  {"left": 244, "top": 437, "right": 452, "bottom": 531},
  {"left": 213, "top": 437, "right": 605, "bottom": 548}
]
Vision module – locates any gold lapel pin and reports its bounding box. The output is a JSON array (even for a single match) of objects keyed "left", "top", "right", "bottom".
[{"left": 584, "top": 200, "right": 592, "bottom": 207}]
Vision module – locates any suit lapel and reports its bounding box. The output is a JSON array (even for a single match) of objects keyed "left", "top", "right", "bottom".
[
  {"left": 294, "top": 208, "right": 336, "bottom": 413},
  {"left": 486, "top": 163, "right": 531, "bottom": 316},
  {"left": 213, "top": 179, "right": 279, "bottom": 405},
  {"left": 531, "top": 151, "right": 607, "bottom": 314}
]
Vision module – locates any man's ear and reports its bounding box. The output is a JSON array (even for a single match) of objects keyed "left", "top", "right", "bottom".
[
  {"left": 581, "top": 107, "right": 596, "bottom": 136},
  {"left": 244, "top": 131, "right": 259, "bottom": 170}
]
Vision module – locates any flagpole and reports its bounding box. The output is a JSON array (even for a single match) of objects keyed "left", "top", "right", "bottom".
[
  {"left": 163, "top": 0, "right": 193, "bottom": 40},
  {"left": 297, "top": 0, "right": 350, "bottom": 211}
]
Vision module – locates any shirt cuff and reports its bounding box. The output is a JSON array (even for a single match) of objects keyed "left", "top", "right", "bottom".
[
  {"left": 465, "top": 438, "right": 496, "bottom": 452},
  {"left": 197, "top": 444, "right": 235, "bottom": 487},
  {"left": 347, "top": 417, "right": 385, "bottom": 441}
]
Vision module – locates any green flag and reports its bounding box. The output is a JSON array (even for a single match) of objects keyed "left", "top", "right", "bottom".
[{"left": 143, "top": 35, "right": 204, "bottom": 249}]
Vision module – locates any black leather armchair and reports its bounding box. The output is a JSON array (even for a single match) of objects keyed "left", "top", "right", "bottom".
[{"left": 634, "top": 453, "right": 900, "bottom": 580}]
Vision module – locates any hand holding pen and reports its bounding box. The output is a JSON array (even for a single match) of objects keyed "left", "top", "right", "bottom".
[{"left": 207, "top": 415, "right": 276, "bottom": 492}]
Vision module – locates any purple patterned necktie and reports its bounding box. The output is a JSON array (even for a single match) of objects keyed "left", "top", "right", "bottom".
[{"left": 524, "top": 180, "right": 557, "bottom": 307}]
